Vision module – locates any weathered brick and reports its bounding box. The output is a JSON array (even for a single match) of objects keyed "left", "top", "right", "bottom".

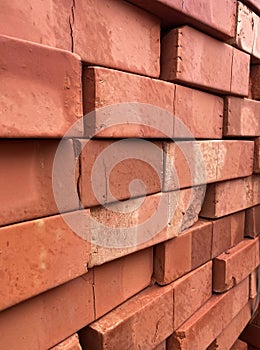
[
  {"left": 93, "top": 248, "right": 153, "bottom": 318},
  {"left": 208, "top": 303, "right": 251, "bottom": 350},
  {"left": 212, "top": 211, "right": 245, "bottom": 258},
  {"left": 0, "top": 274, "right": 95, "bottom": 350},
  {"left": 245, "top": 205, "right": 260, "bottom": 237},
  {"left": 83, "top": 66, "right": 174, "bottom": 138},
  {"left": 0, "top": 211, "right": 90, "bottom": 311},
  {"left": 50, "top": 334, "right": 82, "bottom": 350},
  {"left": 128, "top": 0, "right": 236, "bottom": 40},
  {"left": 153, "top": 341, "right": 166, "bottom": 350},
  {"left": 167, "top": 278, "right": 249, "bottom": 350},
  {"left": 213, "top": 238, "right": 259, "bottom": 292},
  {"left": 0, "top": 35, "right": 82, "bottom": 137},
  {"left": 79, "top": 139, "right": 163, "bottom": 207},
  {"left": 163, "top": 140, "right": 253, "bottom": 191},
  {"left": 249, "top": 268, "right": 259, "bottom": 299},
  {"left": 171, "top": 262, "right": 212, "bottom": 330},
  {"left": 0, "top": 140, "right": 78, "bottom": 226},
  {"left": 224, "top": 97, "right": 260, "bottom": 137},
  {"left": 250, "top": 65, "right": 260, "bottom": 100},
  {"left": 254, "top": 138, "right": 260, "bottom": 173},
  {"left": 80, "top": 285, "right": 174, "bottom": 350},
  {"left": 200, "top": 175, "right": 260, "bottom": 218},
  {"left": 230, "top": 2, "right": 260, "bottom": 59},
  {"left": 89, "top": 187, "right": 204, "bottom": 266},
  {"left": 73, "top": 0, "right": 160, "bottom": 77},
  {"left": 161, "top": 26, "right": 250, "bottom": 95},
  {"left": 230, "top": 339, "right": 248, "bottom": 350},
  {"left": 154, "top": 220, "right": 212, "bottom": 285},
  {"left": 0, "top": 0, "right": 72, "bottom": 50}
]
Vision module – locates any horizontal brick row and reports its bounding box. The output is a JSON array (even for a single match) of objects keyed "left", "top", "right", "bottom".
[
  {"left": 200, "top": 175, "right": 260, "bottom": 218},
  {"left": 161, "top": 26, "right": 250, "bottom": 95}
]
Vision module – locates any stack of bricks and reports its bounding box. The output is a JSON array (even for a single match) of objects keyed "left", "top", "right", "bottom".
[{"left": 0, "top": 0, "right": 260, "bottom": 349}]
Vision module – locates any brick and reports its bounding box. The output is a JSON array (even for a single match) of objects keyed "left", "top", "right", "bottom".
[
  {"left": 83, "top": 66, "right": 174, "bottom": 138},
  {"left": 174, "top": 84, "right": 223, "bottom": 139},
  {"left": 79, "top": 139, "right": 163, "bottom": 207},
  {"left": 93, "top": 248, "right": 153, "bottom": 318},
  {"left": 161, "top": 26, "right": 250, "bottom": 95},
  {"left": 80, "top": 285, "right": 174, "bottom": 350},
  {"left": 208, "top": 303, "right": 251, "bottom": 350},
  {"left": 0, "top": 1, "right": 71, "bottom": 50},
  {"left": 249, "top": 268, "right": 259, "bottom": 299},
  {"left": 231, "top": 340, "right": 248, "bottom": 350},
  {"left": 0, "top": 35, "right": 82, "bottom": 137},
  {"left": 171, "top": 262, "right": 212, "bottom": 330},
  {"left": 73, "top": 0, "right": 160, "bottom": 77},
  {"left": 230, "top": 2, "right": 260, "bottom": 60},
  {"left": 163, "top": 140, "right": 253, "bottom": 191},
  {"left": 128, "top": 0, "right": 236, "bottom": 40},
  {"left": 50, "top": 334, "right": 82, "bottom": 350},
  {"left": 245, "top": 205, "right": 260, "bottom": 237},
  {"left": 200, "top": 175, "right": 260, "bottom": 218},
  {"left": 250, "top": 65, "right": 260, "bottom": 100},
  {"left": 154, "top": 220, "right": 212, "bottom": 285},
  {"left": 0, "top": 274, "right": 95, "bottom": 350},
  {"left": 213, "top": 238, "right": 259, "bottom": 292},
  {"left": 167, "top": 278, "right": 249, "bottom": 350},
  {"left": 0, "top": 140, "right": 78, "bottom": 226},
  {"left": 240, "top": 323, "right": 260, "bottom": 348},
  {"left": 89, "top": 187, "right": 204, "bottom": 266},
  {"left": 224, "top": 97, "right": 260, "bottom": 137},
  {"left": 212, "top": 211, "right": 245, "bottom": 258},
  {"left": 0, "top": 211, "right": 91, "bottom": 311},
  {"left": 254, "top": 138, "right": 260, "bottom": 173}
]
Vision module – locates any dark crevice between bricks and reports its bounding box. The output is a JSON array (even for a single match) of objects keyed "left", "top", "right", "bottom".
[
  {"left": 69, "top": 0, "right": 76, "bottom": 52},
  {"left": 72, "top": 139, "right": 82, "bottom": 209}
]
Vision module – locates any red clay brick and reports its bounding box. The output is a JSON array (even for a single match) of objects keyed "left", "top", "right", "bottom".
[
  {"left": 212, "top": 211, "right": 245, "bottom": 258},
  {"left": 80, "top": 285, "right": 174, "bottom": 350},
  {"left": 230, "top": 2, "right": 260, "bottom": 60},
  {"left": 254, "top": 138, "right": 260, "bottom": 173},
  {"left": 161, "top": 26, "right": 250, "bottom": 95},
  {"left": 224, "top": 97, "right": 260, "bottom": 137},
  {"left": 153, "top": 341, "right": 166, "bottom": 350},
  {"left": 83, "top": 66, "right": 174, "bottom": 138},
  {"left": 89, "top": 187, "right": 204, "bottom": 266},
  {"left": 0, "top": 35, "right": 82, "bottom": 137},
  {"left": 249, "top": 268, "right": 259, "bottom": 299},
  {"left": 0, "top": 1, "right": 71, "bottom": 50},
  {"left": 213, "top": 238, "right": 259, "bottom": 292},
  {"left": 250, "top": 65, "right": 260, "bottom": 100},
  {"left": 208, "top": 303, "right": 251, "bottom": 350},
  {"left": 231, "top": 339, "right": 248, "bottom": 350},
  {"left": 93, "top": 248, "right": 153, "bottom": 318},
  {"left": 154, "top": 220, "right": 212, "bottom": 285},
  {"left": 171, "top": 262, "right": 212, "bottom": 330},
  {"left": 174, "top": 85, "right": 223, "bottom": 139},
  {"left": 79, "top": 139, "right": 163, "bottom": 207},
  {"left": 163, "top": 140, "right": 253, "bottom": 191},
  {"left": 128, "top": 0, "right": 236, "bottom": 40},
  {"left": 0, "top": 274, "right": 95, "bottom": 350},
  {"left": 73, "top": 0, "right": 160, "bottom": 77},
  {"left": 200, "top": 175, "right": 260, "bottom": 218},
  {"left": 245, "top": 205, "right": 260, "bottom": 237},
  {"left": 0, "top": 140, "right": 78, "bottom": 226},
  {"left": 50, "top": 334, "right": 82, "bottom": 350},
  {"left": 0, "top": 211, "right": 91, "bottom": 311},
  {"left": 240, "top": 323, "right": 260, "bottom": 348},
  {"left": 167, "top": 278, "right": 249, "bottom": 350}
]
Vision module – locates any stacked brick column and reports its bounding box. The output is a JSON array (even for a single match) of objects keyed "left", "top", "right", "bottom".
[{"left": 0, "top": 0, "right": 260, "bottom": 349}]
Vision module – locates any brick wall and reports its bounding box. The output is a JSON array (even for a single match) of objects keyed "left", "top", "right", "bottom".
[{"left": 0, "top": 0, "right": 260, "bottom": 349}]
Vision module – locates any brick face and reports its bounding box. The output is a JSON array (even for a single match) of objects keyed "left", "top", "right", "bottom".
[{"left": 0, "top": 35, "right": 82, "bottom": 137}]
